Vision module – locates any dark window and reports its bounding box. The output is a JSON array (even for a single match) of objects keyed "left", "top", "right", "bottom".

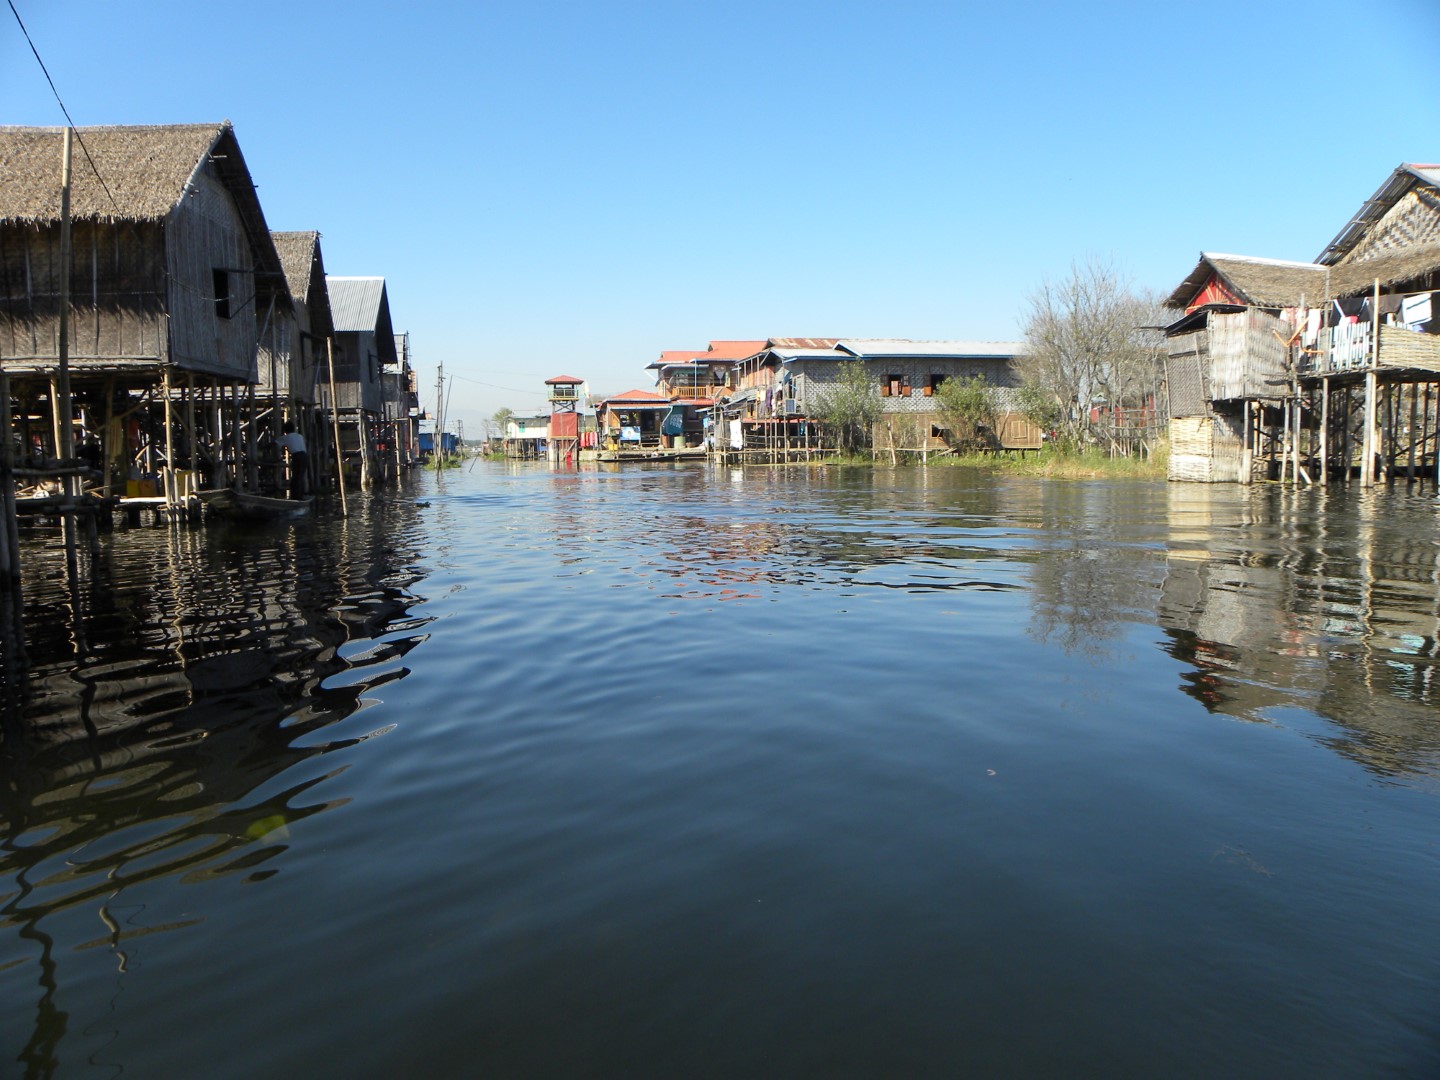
[
  {"left": 213, "top": 270, "right": 230, "bottom": 319},
  {"left": 884, "top": 373, "right": 905, "bottom": 397}
]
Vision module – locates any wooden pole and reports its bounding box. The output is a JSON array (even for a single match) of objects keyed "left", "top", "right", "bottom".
[
  {"left": 163, "top": 367, "right": 176, "bottom": 508},
  {"left": 1319, "top": 377, "right": 1329, "bottom": 486},
  {"left": 326, "top": 337, "right": 348, "bottom": 517},
  {"left": 1404, "top": 381, "right": 1417, "bottom": 484},
  {"left": 57, "top": 129, "right": 74, "bottom": 468},
  {"left": 0, "top": 371, "right": 20, "bottom": 586}
]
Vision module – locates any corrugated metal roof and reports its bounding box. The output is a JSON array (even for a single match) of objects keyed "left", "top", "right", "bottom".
[
  {"left": 836, "top": 340, "right": 1027, "bottom": 358},
  {"left": 1316, "top": 163, "right": 1440, "bottom": 266},
  {"left": 771, "top": 347, "right": 848, "bottom": 360},
  {"left": 326, "top": 276, "right": 388, "bottom": 332}
]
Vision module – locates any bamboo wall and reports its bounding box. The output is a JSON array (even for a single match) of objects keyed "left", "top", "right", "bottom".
[
  {"left": 0, "top": 220, "right": 167, "bottom": 365},
  {"left": 164, "top": 165, "right": 256, "bottom": 379},
  {"left": 1168, "top": 413, "right": 1245, "bottom": 482},
  {"left": 319, "top": 331, "right": 384, "bottom": 414},
  {"left": 1208, "top": 310, "right": 1286, "bottom": 401}
]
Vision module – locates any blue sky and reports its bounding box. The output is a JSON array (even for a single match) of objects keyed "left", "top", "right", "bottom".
[{"left": 5, "top": 0, "right": 1439, "bottom": 431}]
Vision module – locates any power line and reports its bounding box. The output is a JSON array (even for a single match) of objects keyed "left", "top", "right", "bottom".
[{"left": 7, "top": 0, "right": 120, "bottom": 212}]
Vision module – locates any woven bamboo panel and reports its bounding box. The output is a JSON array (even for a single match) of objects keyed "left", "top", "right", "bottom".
[
  {"left": 1379, "top": 325, "right": 1440, "bottom": 372},
  {"left": 1167, "top": 415, "right": 1244, "bottom": 483}
]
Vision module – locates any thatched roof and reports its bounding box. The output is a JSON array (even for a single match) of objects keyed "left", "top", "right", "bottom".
[
  {"left": 0, "top": 122, "right": 233, "bottom": 223},
  {"left": 0, "top": 121, "right": 285, "bottom": 293},
  {"left": 272, "top": 230, "right": 333, "bottom": 338},
  {"left": 1325, "top": 243, "right": 1440, "bottom": 298},
  {"left": 1165, "top": 253, "right": 1330, "bottom": 309}
]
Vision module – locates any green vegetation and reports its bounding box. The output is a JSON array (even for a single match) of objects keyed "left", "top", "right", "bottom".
[
  {"left": 811, "top": 360, "right": 883, "bottom": 452},
  {"left": 929, "top": 443, "right": 1167, "bottom": 479},
  {"left": 813, "top": 443, "right": 1167, "bottom": 479},
  {"left": 933, "top": 375, "right": 998, "bottom": 450}
]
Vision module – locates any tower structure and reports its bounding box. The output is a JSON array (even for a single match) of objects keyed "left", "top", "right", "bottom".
[{"left": 546, "top": 375, "right": 584, "bottom": 463}]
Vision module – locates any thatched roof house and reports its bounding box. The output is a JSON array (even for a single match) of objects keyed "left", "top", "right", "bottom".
[
  {"left": 1165, "top": 253, "right": 1330, "bottom": 312},
  {"left": 0, "top": 121, "right": 284, "bottom": 380},
  {"left": 265, "top": 230, "right": 334, "bottom": 404}
]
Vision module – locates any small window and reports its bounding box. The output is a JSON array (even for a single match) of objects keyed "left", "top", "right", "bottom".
[
  {"left": 927, "top": 373, "right": 947, "bottom": 397},
  {"left": 884, "top": 373, "right": 905, "bottom": 397},
  {"left": 213, "top": 269, "right": 230, "bottom": 319}
]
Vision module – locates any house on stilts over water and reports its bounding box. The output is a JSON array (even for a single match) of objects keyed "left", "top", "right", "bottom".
[
  {"left": 0, "top": 121, "right": 294, "bottom": 513},
  {"left": 1163, "top": 162, "right": 1440, "bottom": 484}
]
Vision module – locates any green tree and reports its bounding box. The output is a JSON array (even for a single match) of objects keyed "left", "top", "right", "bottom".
[
  {"left": 492, "top": 407, "right": 515, "bottom": 452},
  {"left": 934, "top": 375, "right": 999, "bottom": 450},
  {"left": 812, "top": 360, "right": 883, "bottom": 453}
]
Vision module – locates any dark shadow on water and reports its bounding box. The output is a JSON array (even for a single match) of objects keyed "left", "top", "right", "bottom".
[{"left": 0, "top": 493, "right": 430, "bottom": 1077}]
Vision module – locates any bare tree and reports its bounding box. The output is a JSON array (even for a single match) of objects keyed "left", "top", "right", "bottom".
[{"left": 1019, "top": 258, "right": 1167, "bottom": 454}]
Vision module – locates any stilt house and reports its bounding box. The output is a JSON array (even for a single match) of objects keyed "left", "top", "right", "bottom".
[
  {"left": 1163, "top": 255, "right": 1327, "bottom": 481},
  {"left": 269, "top": 230, "right": 334, "bottom": 408},
  {"left": 323, "top": 275, "right": 396, "bottom": 482},
  {"left": 0, "top": 122, "right": 286, "bottom": 492}
]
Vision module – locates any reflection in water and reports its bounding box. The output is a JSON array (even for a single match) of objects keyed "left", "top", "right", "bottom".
[
  {"left": 1160, "top": 484, "right": 1440, "bottom": 779},
  {"left": 0, "top": 492, "right": 430, "bottom": 1075},
  {"left": 4, "top": 463, "right": 1440, "bottom": 1076}
]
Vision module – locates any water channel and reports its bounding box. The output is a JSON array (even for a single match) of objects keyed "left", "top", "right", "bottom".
[{"left": 2, "top": 463, "right": 1439, "bottom": 1077}]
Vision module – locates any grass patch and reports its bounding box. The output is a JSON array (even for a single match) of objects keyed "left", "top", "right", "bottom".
[
  {"left": 932, "top": 444, "right": 1167, "bottom": 479},
  {"left": 806, "top": 444, "right": 1167, "bottom": 479}
]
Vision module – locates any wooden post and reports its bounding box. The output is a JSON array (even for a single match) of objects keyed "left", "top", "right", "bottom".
[
  {"left": 0, "top": 371, "right": 20, "bottom": 586},
  {"left": 326, "top": 338, "right": 348, "bottom": 517},
  {"left": 57, "top": 129, "right": 74, "bottom": 468},
  {"left": 1411, "top": 380, "right": 1422, "bottom": 480},
  {"left": 163, "top": 367, "right": 176, "bottom": 508},
  {"left": 358, "top": 412, "right": 371, "bottom": 490},
  {"left": 1319, "top": 377, "right": 1329, "bottom": 486},
  {"left": 186, "top": 373, "right": 198, "bottom": 487}
]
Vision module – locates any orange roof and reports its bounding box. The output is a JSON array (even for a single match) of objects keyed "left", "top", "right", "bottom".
[
  {"left": 658, "top": 350, "right": 709, "bottom": 364},
  {"left": 596, "top": 388, "right": 669, "bottom": 404},
  {"left": 706, "top": 340, "right": 767, "bottom": 359},
  {"left": 545, "top": 374, "right": 584, "bottom": 384}
]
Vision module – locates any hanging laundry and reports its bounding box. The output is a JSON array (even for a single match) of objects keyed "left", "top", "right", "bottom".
[{"left": 1401, "top": 293, "right": 1432, "bottom": 331}]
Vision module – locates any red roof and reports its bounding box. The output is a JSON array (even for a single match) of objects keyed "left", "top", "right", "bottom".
[
  {"left": 596, "top": 388, "right": 669, "bottom": 405},
  {"left": 658, "top": 350, "right": 709, "bottom": 364},
  {"left": 706, "top": 340, "right": 767, "bottom": 359},
  {"left": 545, "top": 374, "right": 584, "bottom": 385}
]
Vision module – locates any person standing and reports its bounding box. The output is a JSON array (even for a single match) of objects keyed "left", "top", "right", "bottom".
[{"left": 276, "top": 422, "right": 309, "bottom": 499}]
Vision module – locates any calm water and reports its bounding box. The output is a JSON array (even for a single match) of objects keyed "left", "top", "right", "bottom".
[{"left": 2, "top": 463, "right": 1439, "bottom": 1078}]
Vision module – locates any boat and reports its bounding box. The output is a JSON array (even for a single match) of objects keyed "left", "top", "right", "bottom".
[{"left": 199, "top": 488, "right": 313, "bottom": 521}]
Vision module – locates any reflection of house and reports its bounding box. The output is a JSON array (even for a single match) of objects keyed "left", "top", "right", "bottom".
[{"left": 1157, "top": 484, "right": 1440, "bottom": 777}]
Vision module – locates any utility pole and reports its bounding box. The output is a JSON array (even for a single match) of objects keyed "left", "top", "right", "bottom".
[{"left": 434, "top": 362, "right": 445, "bottom": 472}]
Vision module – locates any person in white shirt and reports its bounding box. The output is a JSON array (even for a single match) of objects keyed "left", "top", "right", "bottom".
[{"left": 276, "top": 422, "right": 308, "bottom": 498}]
